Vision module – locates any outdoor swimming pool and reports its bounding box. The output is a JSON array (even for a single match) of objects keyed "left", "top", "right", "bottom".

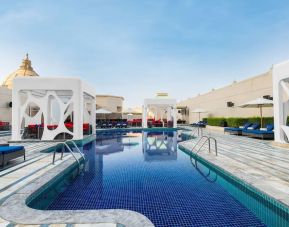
[{"left": 28, "top": 130, "right": 289, "bottom": 227}]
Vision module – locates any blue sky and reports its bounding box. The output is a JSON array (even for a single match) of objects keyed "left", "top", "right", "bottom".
[{"left": 1, "top": 0, "right": 289, "bottom": 108}]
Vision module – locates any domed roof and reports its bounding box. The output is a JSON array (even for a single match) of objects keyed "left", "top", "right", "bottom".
[{"left": 2, "top": 54, "right": 39, "bottom": 89}]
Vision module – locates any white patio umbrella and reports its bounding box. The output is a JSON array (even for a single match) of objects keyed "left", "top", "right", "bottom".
[
  {"left": 191, "top": 108, "right": 207, "bottom": 121},
  {"left": 238, "top": 98, "right": 273, "bottom": 127},
  {"left": 95, "top": 108, "right": 112, "bottom": 114},
  {"left": 96, "top": 108, "right": 112, "bottom": 119}
]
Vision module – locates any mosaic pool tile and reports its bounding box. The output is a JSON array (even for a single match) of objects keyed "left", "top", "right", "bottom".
[{"left": 35, "top": 132, "right": 273, "bottom": 226}]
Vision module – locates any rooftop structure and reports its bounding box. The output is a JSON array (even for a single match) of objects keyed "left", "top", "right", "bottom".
[
  {"left": 12, "top": 77, "right": 96, "bottom": 141},
  {"left": 272, "top": 60, "right": 289, "bottom": 144},
  {"left": 142, "top": 93, "right": 177, "bottom": 128}
]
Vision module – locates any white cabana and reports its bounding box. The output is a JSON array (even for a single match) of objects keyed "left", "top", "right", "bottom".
[
  {"left": 272, "top": 60, "right": 289, "bottom": 144},
  {"left": 12, "top": 77, "right": 96, "bottom": 141},
  {"left": 142, "top": 94, "right": 177, "bottom": 128}
]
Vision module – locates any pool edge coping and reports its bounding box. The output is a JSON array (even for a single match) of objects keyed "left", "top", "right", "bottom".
[
  {"left": 0, "top": 142, "right": 154, "bottom": 227},
  {"left": 178, "top": 141, "right": 289, "bottom": 214}
]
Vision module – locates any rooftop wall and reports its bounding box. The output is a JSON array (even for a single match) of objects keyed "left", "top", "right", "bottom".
[
  {"left": 178, "top": 71, "right": 273, "bottom": 123},
  {"left": 0, "top": 87, "right": 12, "bottom": 123}
]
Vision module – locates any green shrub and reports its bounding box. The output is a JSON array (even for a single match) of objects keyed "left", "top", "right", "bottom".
[
  {"left": 207, "top": 117, "right": 227, "bottom": 127},
  {"left": 206, "top": 116, "right": 274, "bottom": 127},
  {"left": 226, "top": 118, "right": 248, "bottom": 127}
]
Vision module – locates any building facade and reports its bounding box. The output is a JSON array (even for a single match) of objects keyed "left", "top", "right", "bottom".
[
  {"left": 0, "top": 87, "right": 12, "bottom": 123},
  {"left": 178, "top": 70, "right": 273, "bottom": 123}
]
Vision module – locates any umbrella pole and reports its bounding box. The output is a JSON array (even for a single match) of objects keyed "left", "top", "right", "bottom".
[
  {"left": 260, "top": 106, "right": 263, "bottom": 128},
  {"left": 199, "top": 112, "right": 200, "bottom": 121}
]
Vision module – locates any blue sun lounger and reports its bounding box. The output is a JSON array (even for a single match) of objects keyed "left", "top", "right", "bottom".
[
  {"left": 224, "top": 122, "right": 252, "bottom": 135},
  {"left": 0, "top": 145, "right": 25, "bottom": 167},
  {"left": 242, "top": 124, "right": 274, "bottom": 140}
]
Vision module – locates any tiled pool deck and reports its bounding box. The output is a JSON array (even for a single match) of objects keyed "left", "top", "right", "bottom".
[{"left": 179, "top": 126, "right": 289, "bottom": 209}]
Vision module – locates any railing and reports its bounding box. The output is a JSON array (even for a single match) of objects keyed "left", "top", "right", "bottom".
[
  {"left": 52, "top": 141, "right": 85, "bottom": 169},
  {"left": 187, "top": 126, "right": 203, "bottom": 139},
  {"left": 191, "top": 135, "right": 218, "bottom": 156},
  {"left": 65, "top": 139, "right": 85, "bottom": 160}
]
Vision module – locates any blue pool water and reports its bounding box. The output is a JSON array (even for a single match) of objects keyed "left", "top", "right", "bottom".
[{"left": 36, "top": 131, "right": 289, "bottom": 226}]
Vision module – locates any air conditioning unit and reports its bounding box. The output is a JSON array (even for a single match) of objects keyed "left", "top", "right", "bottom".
[
  {"left": 227, "top": 101, "right": 234, "bottom": 107},
  {"left": 263, "top": 95, "right": 273, "bottom": 100}
]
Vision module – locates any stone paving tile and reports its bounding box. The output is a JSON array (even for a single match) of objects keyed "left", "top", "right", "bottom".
[
  {"left": 49, "top": 224, "right": 67, "bottom": 227},
  {"left": 74, "top": 224, "right": 116, "bottom": 227},
  {"left": 0, "top": 217, "right": 9, "bottom": 226},
  {"left": 14, "top": 225, "right": 40, "bottom": 227}
]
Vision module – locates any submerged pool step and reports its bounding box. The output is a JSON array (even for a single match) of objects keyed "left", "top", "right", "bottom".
[{"left": 0, "top": 154, "right": 72, "bottom": 203}]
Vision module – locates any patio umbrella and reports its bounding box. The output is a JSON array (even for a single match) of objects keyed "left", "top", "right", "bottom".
[
  {"left": 191, "top": 108, "right": 207, "bottom": 121},
  {"left": 96, "top": 108, "right": 112, "bottom": 119},
  {"left": 238, "top": 98, "right": 273, "bottom": 127}
]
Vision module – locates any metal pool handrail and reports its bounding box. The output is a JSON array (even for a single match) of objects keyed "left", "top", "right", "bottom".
[
  {"left": 191, "top": 135, "right": 218, "bottom": 156},
  {"left": 189, "top": 126, "right": 203, "bottom": 138},
  {"left": 65, "top": 139, "right": 85, "bottom": 160},
  {"left": 52, "top": 142, "right": 82, "bottom": 167}
]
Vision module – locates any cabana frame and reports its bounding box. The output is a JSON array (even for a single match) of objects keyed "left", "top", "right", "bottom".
[
  {"left": 12, "top": 77, "right": 96, "bottom": 141},
  {"left": 142, "top": 96, "right": 177, "bottom": 128}
]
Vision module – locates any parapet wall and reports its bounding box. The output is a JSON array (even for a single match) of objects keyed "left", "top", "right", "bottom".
[{"left": 178, "top": 71, "right": 273, "bottom": 123}]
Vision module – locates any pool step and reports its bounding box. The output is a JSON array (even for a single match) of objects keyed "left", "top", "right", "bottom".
[{"left": 0, "top": 154, "right": 72, "bottom": 203}]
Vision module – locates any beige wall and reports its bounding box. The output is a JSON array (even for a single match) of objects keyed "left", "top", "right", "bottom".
[
  {"left": 0, "top": 87, "right": 12, "bottom": 123},
  {"left": 96, "top": 95, "right": 124, "bottom": 113},
  {"left": 178, "top": 71, "right": 273, "bottom": 123}
]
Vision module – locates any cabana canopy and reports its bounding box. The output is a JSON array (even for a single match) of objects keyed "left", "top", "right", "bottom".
[{"left": 142, "top": 94, "right": 177, "bottom": 128}]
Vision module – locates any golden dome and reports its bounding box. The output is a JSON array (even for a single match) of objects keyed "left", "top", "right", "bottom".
[{"left": 2, "top": 54, "right": 39, "bottom": 89}]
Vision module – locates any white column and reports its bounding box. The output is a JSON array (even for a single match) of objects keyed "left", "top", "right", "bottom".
[
  {"left": 273, "top": 80, "right": 284, "bottom": 143},
  {"left": 142, "top": 105, "right": 147, "bottom": 128},
  {"left": 166, "top": 107, "right": 169, "bottom": 122},
  {"left": 12, "top": 88, "right": 21, "bottom": 141},
  {"left": 74, "top": 84, "right": 84, "bottom": 140},
  {"left": 173, "top": 105, "right": 177, "bottom": 128},
  {"left": 91, "top": 97, "right": 96, "bottom": 134}
]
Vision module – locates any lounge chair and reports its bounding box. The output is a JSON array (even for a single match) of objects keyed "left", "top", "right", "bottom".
[
  {"left": 242, "top": 124, "right": 274, "bottom": 140},
  {"left": 0, "top": 145, "right": 25, "bottom": 167},
  {"left": 224, "top": 122, "right": 252, "bottom": 135},
  {"left": 191, "top": 121, "right": 207, "bottom": 128}
]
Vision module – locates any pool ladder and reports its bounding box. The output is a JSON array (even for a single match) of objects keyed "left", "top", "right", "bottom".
[
  {"left": 52, "top": 140, "right": 85, "bottom": 168},
  {"left": 191, "top": 135, "right": 218, "bottom": 156},
  {"left": 189, "top": 126, "right": 203, "bottom": 138}
]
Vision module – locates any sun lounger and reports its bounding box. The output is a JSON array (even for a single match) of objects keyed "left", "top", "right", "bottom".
[
  {"left": 0, "top": 145, "right": 25, "bottom": 167},
  {"left": 224, "top": 122, "right": 252, "bottom": 135},
  {"left": 242, "top": 124, "right": 274, "bottom": 139},
  {"left": 191, "top": 121, "right": 207, "bottom": 128}
]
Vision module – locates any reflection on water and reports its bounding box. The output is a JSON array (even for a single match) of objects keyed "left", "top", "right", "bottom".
[
  {"left": 95, "top": 134, "right": 124, "bottom": 155},
  {"left": 190, "top": 157, "right": 218, "bottom": 183},
  {"left": 142, "top": 131, "right": 178, "bottom": 161},
  {"left": 40, "top": 131, "right": 288, "bottom": 227}
]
